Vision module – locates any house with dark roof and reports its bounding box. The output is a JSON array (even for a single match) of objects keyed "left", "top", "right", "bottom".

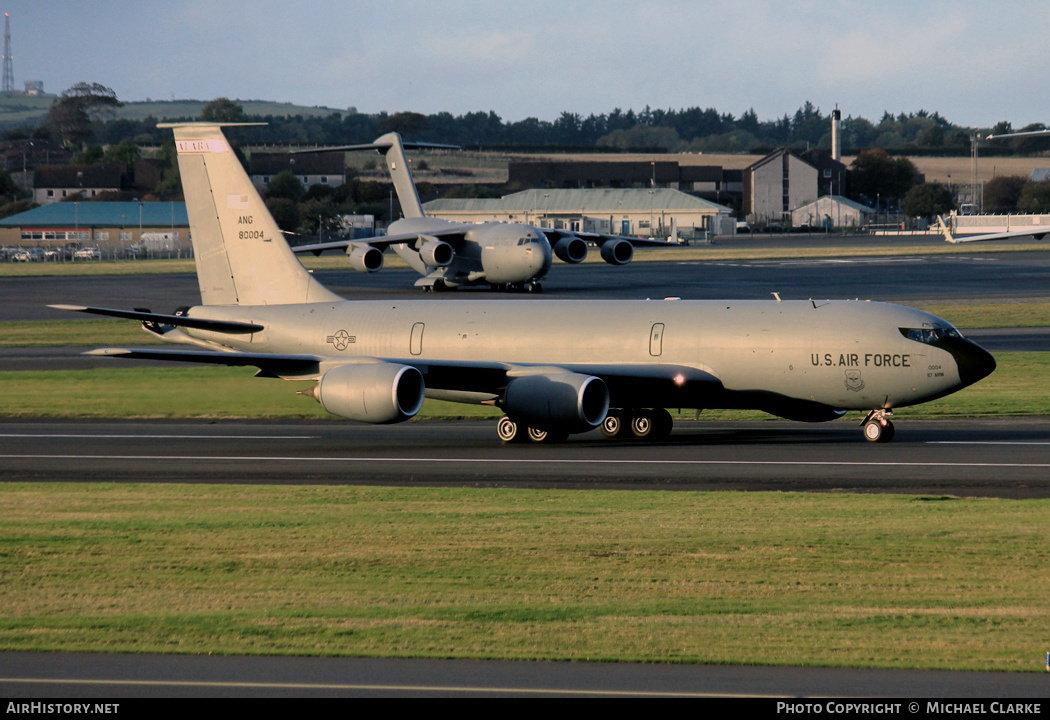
[
  {"left": 33, "top": 163, "right": 126, "bottom": 205},
  {"left": 249, "top": 151, "right": 346, "bottom": 190}
]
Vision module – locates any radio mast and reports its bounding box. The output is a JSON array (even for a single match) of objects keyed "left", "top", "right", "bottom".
[{"left": 2, "top": 14, "right": 14, "bottom": 94}]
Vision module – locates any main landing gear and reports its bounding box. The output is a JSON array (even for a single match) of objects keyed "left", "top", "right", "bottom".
[
  {"left": 490, "top": 281, "right": 543, "bottom": 293},
  {"left": 861, "top": 409, "right": 895, "bottom": 443},
  {"left": 497, "top": 408, "right": 674, "bottom": 444},
  {"left": 496, "top": 416, "right": 568, "bottom": 444},
  {"left": 601, "top": 408, "right": 673, "bottom": 440}
]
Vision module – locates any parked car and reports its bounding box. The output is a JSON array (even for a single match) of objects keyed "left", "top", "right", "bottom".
[
  {"left": 73, "top": 247, "right": 101, "bottom": 260},
  {"left": 9, "top": 248, "right": 31, "bottom": 262}
]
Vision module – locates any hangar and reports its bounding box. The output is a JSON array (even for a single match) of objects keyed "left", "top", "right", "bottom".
[{"left": 424, "top": 188, "right": 735, "bottom": 239}]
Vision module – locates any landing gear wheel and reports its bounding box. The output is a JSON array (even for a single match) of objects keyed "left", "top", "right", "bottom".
[
  {"left": 630, "top": 411, "right": 654, "bottom": 439},
  {"left": 601, "top": 410, "right": 628, "bottom": 438},
  {"left": 497, "top": 415, "right": 527, "bottom": 443},
  {"left": 528, "top": 426, "right": 568, "bottom": 444},
  {"left": 629, "top": 409, "right": 673, "bottom": 440},
  {"left": 863, "top": 418, "right": 895, "bottom": 443},
  {"left": 527, "top": 282, "right": 542, "bottom": 293}
]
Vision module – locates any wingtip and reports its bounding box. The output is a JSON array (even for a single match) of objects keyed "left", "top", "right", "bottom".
[{"left": 83, "top": 348, "right": 132, "bottom": 357}]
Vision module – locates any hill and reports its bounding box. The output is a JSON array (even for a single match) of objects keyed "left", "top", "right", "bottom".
[{"left": 0, "top": 95, "right": 348, "bottom": 129}]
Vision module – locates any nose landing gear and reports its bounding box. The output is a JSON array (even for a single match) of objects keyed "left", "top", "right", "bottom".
[{"left": 861, "top": 409, "right": 895, "bottom": 443}]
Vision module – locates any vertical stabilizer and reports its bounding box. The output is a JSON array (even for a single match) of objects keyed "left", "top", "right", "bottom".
[
  {"left": 160, "top": 123, "right": 342, "bottom": 306},
  {"left": 375, "top": 132, "right": 426, "bottom": 219}
]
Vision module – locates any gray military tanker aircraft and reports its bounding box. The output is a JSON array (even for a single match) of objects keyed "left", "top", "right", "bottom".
[
  {"left": 290, "top": 132, "right": 674, "bottom": 292},
  {"left": 53, "top": 123, "right": 996, "bottom": 444}
]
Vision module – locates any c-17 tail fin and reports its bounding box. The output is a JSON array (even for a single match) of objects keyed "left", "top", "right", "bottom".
[
  {"left": 159, "top": 122, "right": 342, "bottom": 307},
  {"left": 295, "top": 133, "right": 458, "bottom": 221}
]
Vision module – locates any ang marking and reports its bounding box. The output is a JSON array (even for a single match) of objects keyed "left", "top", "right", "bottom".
[{"left": 326, "top": 329, "right": 356, "bottom": 351}]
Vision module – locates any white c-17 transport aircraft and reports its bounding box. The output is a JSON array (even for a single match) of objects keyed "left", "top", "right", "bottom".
[
  {"left": 53, "top": 123, "right": 996, "bottom": 444},
  {"left": 289, "top": 132, "right": 675, "bottom": 292}
]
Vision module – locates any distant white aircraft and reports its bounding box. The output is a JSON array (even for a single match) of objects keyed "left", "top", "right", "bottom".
[
  {"left": 937, "top": 127, "right": 1050, "bottom": 243},
  {"left": 53, "top": 123, "right": 996, "bottom": 444},
  {"left": 936, "top": 215, "right": 1050, "bottom": 244},
  {"left": 291, "top": 132, "right": 675, "bottom": 292}
]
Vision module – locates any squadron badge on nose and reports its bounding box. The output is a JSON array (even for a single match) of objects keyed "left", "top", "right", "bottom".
[{"left": 844, "top": 369, "right": 865, "bottom": 392}]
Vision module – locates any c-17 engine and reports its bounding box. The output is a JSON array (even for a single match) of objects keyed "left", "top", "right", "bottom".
[
  {"left": 599, "top": 239, "right": 633, "bottom": 265},
  {"left": 304, "top": 362, "right": 425, "bottom": 423},
  {"left": 552, "top": 236, "right": 588, "bottom": 264}
]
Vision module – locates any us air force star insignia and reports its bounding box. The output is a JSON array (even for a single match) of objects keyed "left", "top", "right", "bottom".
[
  {"left": 844, "top": 369, "right": 865, "bottom": 392},
  {"left": 326, "top": 329, "right": 356, "bottom": 351}
]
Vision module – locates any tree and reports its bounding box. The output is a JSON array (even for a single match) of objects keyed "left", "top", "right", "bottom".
[
  {"left": 1017, "top": 180, "right": 1050, "bottom": 213},
  {"left": 200, "top": 97, "right": 247, "bottom": 123},
  {"left": 265, "top": 170, "right": 304, "bottom": 202},
  {"left": 849, "top": 149, "right": 918, "bottom": 205},
  {"left": 902, "top": 182, "right": 954, "bottom": 219},
  {"left": 984, "top": 175, "right": 1027, "bottom": 214},
  {"left": 44, "top": 82, "right": 123, "bottom": 148}
]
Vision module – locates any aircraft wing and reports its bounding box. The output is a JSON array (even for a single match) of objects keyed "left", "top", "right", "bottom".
[
  {"left": 542, "top": 228, "right": 678, "bottom": 248},
  {"left": 936, "top": 216, "right": 1050, "bottom": 244},
  {"left": 83, "top": 342, "right": 722, "bottom": 402},
  {"left": 290, "top": 228, "right": 469, "bottom": 256}
]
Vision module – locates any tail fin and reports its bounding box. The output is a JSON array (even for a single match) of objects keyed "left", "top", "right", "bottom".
[
  {"left": 936, "top": 215, "right": 957, "bottom": 243},
  {"left": 159, "top": 122, "right": 342, "bottom": 306},
  {"left": 374, "top": 132, "right": 426, "bottom": 219}
]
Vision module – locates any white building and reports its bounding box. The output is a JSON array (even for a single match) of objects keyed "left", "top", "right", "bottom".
[{"left": 791, "top": 195, "right": 874, "bottom": 229}]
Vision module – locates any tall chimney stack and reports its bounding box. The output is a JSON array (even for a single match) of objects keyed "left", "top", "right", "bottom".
[{"left": 831, "top": 108, "right": 842, "bottom": 162}]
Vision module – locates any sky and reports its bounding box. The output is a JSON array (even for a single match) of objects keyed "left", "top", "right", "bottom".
[{"left": 6, "top": 0, "right": 1049, "bottom": 129}]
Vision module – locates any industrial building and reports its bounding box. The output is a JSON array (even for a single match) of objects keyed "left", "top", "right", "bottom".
[
  {"left": 0, "top": 201, "right": 189, "bottom": 255},
  {"left": 424, "top": 188, "right": 735, "bottom": 239}
]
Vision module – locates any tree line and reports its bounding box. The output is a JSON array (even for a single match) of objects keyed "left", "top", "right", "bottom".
[{"left": 5, "top": 88, "right": 1050, "bottom": 228}]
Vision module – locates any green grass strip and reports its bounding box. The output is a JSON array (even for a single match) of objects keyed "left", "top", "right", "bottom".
[
  {"left": 0, "top": 353, "right": 1044, "bottom": 419},
  {"left": 0, "top": 484, "right": 1046, "bottom": 670},
  {"left": 2, "top": 242, "right": 1047, "bottom": 277}
]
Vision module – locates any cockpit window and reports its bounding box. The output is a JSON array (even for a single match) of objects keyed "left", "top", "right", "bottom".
[{"left": 900, "top": 326, "right": 963, "bottom": 344}]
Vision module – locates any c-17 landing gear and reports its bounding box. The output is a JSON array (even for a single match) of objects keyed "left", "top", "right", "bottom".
[{"left": 861, "top": 409, "right": 895, "bottom": 443}]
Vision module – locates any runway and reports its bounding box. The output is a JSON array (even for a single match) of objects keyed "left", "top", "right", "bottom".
[
  {"left": 4, "top": 244, "right": 1050, "bottom": 696},
  {"left": 3, "top": 418, "right": 1050, "bottom": 497},
  {"left": 2, "top": 652, "right": 1048, "bottom": 698}
]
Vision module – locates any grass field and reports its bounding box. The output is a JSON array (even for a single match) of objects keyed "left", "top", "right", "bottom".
[{"left": 0, "top": 484, "right": 1046, "bottom": 670}]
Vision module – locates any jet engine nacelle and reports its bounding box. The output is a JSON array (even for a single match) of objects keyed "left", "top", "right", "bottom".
[
  {"left": 311, "top": 362, "right": 425, "bottom": 424},
  {"left": 501, "top": 372, "right": 609, "bottom": 433},
  {"left": 600, "top": 239, "right": 633, "bottom": 266},
  {"left": 419, "top": 239, "right": 454, "bottom": 267},
  {"left": 552, "top": 236, "right": 588, "bottom": 264},
  {"left": 347, "top": 245, "right": 384, "bottom": 273}
]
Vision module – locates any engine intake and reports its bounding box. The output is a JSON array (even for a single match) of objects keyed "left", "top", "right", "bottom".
[
  {"left": 347, "top": 244, "right": 384, "bottom": 273},
  {"left": 553, "top": 236, "right": 588, "bottom": 264},
  {"left": 600, "top": 239, "right": 633, "bottom": 265},
  {"left": 419, "top": 239, "right": 454, "bottom": 267},
  {"left": 501, "top": 372, "right": 609, "bottom": 433},
  {"left": 310, "top": 362, "right": 425, "bottom": 424}
]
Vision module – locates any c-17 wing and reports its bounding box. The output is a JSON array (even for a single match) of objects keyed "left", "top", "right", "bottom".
[
  {"left": 936, "top": 216, "right": 1050, "bottom": 244},
  {"left": 290, "top": 225, "right": 469, "bottom": 257}
]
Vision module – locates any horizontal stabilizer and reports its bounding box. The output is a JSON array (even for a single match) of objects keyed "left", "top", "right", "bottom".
[
  {"left": 85, "top": 347, "right": 322, "bottom": 378},
  {"left": 50, "top": 305, "right": 264, "bottom": 334}
]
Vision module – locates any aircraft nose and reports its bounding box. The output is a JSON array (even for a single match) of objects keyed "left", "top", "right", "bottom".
[{"left": 954, "top": 338, "right": 996, "bottom": 387}]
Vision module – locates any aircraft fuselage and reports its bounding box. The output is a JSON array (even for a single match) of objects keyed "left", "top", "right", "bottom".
[
  {"left": 185, "top": 298, "right": 994, "bottom": 418},
  {"left": 389, "top": 217, "right": 553, "bottom": 287}
]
